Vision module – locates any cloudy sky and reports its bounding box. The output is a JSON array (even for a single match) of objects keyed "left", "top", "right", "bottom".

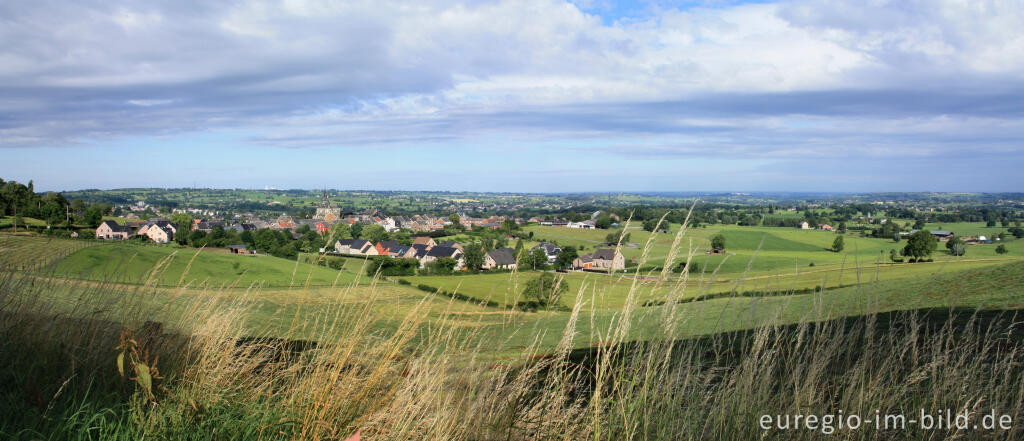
[{"left": 2, "top": 0, "right": 1022, "bottom": 192}]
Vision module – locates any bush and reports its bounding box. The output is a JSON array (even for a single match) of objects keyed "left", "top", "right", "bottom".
[
  {"left": 366, "top": 256, "right": 418, "bottom": 277},
  {"left": 520, "top": 273, "right": 568, "bottom": 310}
]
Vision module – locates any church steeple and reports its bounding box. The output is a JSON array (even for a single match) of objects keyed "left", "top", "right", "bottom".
[{"left": 314, "top": 187, "right": 341, "bottom": 223}]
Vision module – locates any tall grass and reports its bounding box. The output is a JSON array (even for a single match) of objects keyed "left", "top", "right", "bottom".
[{"left": 1, "top": 224, "right": 1023, "bottom": 440}]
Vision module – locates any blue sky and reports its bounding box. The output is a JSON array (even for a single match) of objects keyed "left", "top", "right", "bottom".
[{"left": 1, "top": 0, "right": 1022, "bottom": 192}]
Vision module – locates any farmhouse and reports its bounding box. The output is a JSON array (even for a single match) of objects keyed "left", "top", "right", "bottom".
[
  {"left": 799, "top": 221, "right": 812, "bottom": 230},
  {"left": 574, "top": 248, "right": 624, "bottom": 271},
  {"left": 573, "top": 254, "right": 594, "bottom": 269},
  {"left": 482, "top": 248, "right": 517, "bottom": 270},
  {"left": 95, "top": 220, "right": 132, "bottom": 240},
  {"left": 819, "top": 224, "right": 836, "bottom": 232},
  {"left": 530, "top": 242, "right": 562, "bottom": 264}
]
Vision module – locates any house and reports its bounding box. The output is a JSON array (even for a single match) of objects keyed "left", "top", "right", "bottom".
[
  {"left": 144, "top": 224, "right": 175, "bottom": 243},
  {"left": 139, "top": 221, "right": 178, "bottom": 240},
  {"left": 573, "top": 254, "right": 595, "bottom": 269},
  {"left": 375, "top": 240, "right": 413, "bottom": 256},
  {"left": 95, "top": 220, "right": 132, "bottom": 240},
  {"left": 410, "top": 243, "right": 431, "bottom": 259},
  {"left": 799, "top": 221, "right": 811, "bottom": 230},
  {"left": 273, "top": 215, "right": 296, "bottom": 230},
  {"left": 389, "top": 245, "right": 414, "bottom": 258},
  {"left": 574, "top": 248, "right": 625, "bottom": 271},
  {"left": 482, "top": 248, "right": 517, "bottom": 270},
  {"left": 531, "top": 242, "right": 562, "bottom": 264},
  {"left": 420, "top": 246, "right": 464, "bottom": 268},
  {"left": 819, "top": 224, "right": 836, "bottom": 232},
  {"left": 375, "top": 217, "right": 399, "bottom": 232},
  {"left": 437, "top": 241, "right": 463, "bottom": 252},
  {"left": 228, "top": 223, "right": 257, "bottom": 234},
  {"left": 335, "top": 239, "right": 376, "bottom": 255},
  {"left": 412, "top": 236, "right": 437, "bottom": 247},
  {"left": 193, "top": 220, "right": 227, "bottom": 232}
]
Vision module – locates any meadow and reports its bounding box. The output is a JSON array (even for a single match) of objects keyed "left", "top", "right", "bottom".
[
  {"left": 3, "top": 227, "right": 1024, "bottom": 440},
  {"left": 47, "top": 241, "right": 363, "bottom": 288}
]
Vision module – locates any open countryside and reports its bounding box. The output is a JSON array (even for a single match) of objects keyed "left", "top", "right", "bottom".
[{"left": 3, "top": 1, "right": 1024, "bottom": 438}]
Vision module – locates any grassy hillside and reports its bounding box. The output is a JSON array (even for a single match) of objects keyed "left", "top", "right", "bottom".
[
  {"left": 0, "top": 233, "right": 100, "bottom": 271},
  {"left": 50, "top": 242, "right": 362, "bottom": 288}
]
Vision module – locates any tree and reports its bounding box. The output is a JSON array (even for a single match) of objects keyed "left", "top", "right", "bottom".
[
  {"left": 170, "top": 213, "right": 193, "bottom": 230},
  {"left": 605, "top": 229, "right": 630, "bottom": 245},
  {"left": 366, "top": 256, "right": 418, "bottom": 276},
  {"left": 710, "top": 233, "right": 726, "bottom": 250},
  {"left": 188, "top": 230, "right": 208, "bottom": 248},
  {"left": 996, "top": 244, "right": 1008, "bottom": 255},
  {"left": 426, "top": 257, "right": 457, "bottom": 275},
  {"left": 945, "top": 236, "right": 965, "bottom": 255},
  {"left": 448, "top": 213, "right": 460, "bottom": 224},
  {"left": 595, "top": 215, "right": 612, "bottom": 229},
  {"left": 555, "top": 245, "right": 578, "bottom": 269},
  {"left": 350, "top": 223, "right": 363, "bottom": 239},
  {"left": 987, "top": 220, "right": 997, "bottom": 227},
  {"left": 463, "top": 243, "right": 485, "bottom": 271},
  {"left": 523, "top": 247, "right": 549, "bottom": 270},
  {"left": 502, "top": 218, "right": 519, "bottom": 232},
  {"left": 902, "top": 230, "right": 937, "bottom": 261},
  {"left": 521, "top": 272, "right": 568, "bottom": 309},
  {"left": 83, "top": 204, "right": 107, "bottom": 228},
  {"left": 331, "top": 222, "right": 352, "bottom": 240},
  {"left": 889, "top": 249, "right": 898, "bottom": 262},
  {"left": 362, "top": 224, "right": 388, "bottom": 244},
  {"left": 831, "top": 235, "right": 844, "bottom": 253},
  {"left": 838, "top": 221, "right": 847, "bottom": 233},
  {"left": 642, "top": 218, "right": 661, "bottom": 233}
]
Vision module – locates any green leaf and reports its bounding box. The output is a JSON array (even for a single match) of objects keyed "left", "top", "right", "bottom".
[
  {"left": 117, "top": 352, "right": 125, "bottom": 377},
  {"left": 135, "top": 363, "right": 153, "bottom": 397}
]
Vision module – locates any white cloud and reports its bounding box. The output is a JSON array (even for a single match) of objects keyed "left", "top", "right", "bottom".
[{"left": 0, "top": 0, "right": 1022, "bottom": 160}]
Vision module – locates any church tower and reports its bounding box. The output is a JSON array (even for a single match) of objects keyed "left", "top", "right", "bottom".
[{"left": 314, "top": 188, "right": 341, "bottom": 223}]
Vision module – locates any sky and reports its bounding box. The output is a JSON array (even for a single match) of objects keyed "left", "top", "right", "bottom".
[{"left": 1, "top": 0, "right": 1022, "bottom": 193}]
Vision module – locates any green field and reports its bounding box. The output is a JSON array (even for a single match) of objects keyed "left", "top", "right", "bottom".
[
  {"left": 525, "top": 223, "right": 1023, "bottom": 272},
  {"left": 0, "top": 234, "right": 100, "bottom": 271},
  {"left": 49, "top": 242, "right": 365, "bottom": 288},
  {"left": 6, "top": 232, "right": 1024, "bottom": 353}
]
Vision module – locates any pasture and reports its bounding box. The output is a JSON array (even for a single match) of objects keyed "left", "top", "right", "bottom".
[{"left": 49, "top": 242, "right": 364, "bottom": 288}]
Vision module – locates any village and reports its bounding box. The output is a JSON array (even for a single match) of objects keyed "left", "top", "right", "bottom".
[{"left": 92, "top": 190, "right": 628, "bottom": 273}]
